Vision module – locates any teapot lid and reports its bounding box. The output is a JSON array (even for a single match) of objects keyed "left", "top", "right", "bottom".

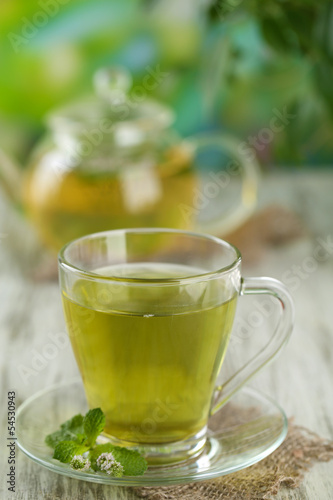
[{"left": 47, "top": 67, "right": 174, "bottom": 147}]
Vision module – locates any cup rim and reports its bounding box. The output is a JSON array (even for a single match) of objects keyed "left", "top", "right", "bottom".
[{"left": 58, "top": 228, "right": 242, "bottom": 284}]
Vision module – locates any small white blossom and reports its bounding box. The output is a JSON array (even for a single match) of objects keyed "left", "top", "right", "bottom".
[
  {"left": 96, "top": 452, "right": 124, "bottom": 477},
  {"left": 70, "top": 455, "right": 91, "bottom": 472}
]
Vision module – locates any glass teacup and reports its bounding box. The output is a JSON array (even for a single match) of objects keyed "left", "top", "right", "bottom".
[{"left": 59, "top": 229, "right": 294, "bottom": 464}]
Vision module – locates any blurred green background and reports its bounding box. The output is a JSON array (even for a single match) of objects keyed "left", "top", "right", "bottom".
[{"left": 0, "top": 0, "right": 333, "bottom": 168}]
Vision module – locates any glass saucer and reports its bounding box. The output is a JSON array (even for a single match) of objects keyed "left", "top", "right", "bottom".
[{"left": 16, "top": 379, "right": 287, "bottom": 486}]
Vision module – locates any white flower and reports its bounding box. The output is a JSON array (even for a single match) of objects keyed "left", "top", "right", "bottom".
[
  {"left": 70, "top": 455, "right": 91, "bottom": 472},
  {"left": 96, "top": 452, "right": 124, "bottom": 477}
]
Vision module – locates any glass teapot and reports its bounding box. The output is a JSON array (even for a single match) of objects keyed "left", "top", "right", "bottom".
[{"left": 0, "top": 67, "right": 259, "bottom": 252}]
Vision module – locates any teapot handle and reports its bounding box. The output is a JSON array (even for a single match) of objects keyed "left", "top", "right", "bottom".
[{"left": 186, "top": 133, "right": 260, "bottom": 236}]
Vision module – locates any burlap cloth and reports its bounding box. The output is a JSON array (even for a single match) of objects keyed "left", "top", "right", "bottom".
[{"left": 134, "top": 417, "right": 333, "bottom": 500}]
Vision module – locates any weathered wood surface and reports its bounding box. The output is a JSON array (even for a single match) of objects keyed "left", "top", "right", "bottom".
[{"left": 1, "top": 171, "right": 333, "bottom": 499}]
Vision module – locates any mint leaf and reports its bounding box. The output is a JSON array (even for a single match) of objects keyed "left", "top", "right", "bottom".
[
  {"left": 89, "top": 443, "right": 148, "bottom": 476},
  {"left": 53, "top": 440, "right": 87, "bottom": 463},
  {"left": 45, "top": 414, "right": 84, "bottom": 448},
  {"left": 73, "top": 433, "right": 88, "bottom": 445},
  {"left": 112, "top": 446, "right": 148, "bottom": 476},
  {"left": 83, "top": 408, "right": 105, "bottom": 447}
]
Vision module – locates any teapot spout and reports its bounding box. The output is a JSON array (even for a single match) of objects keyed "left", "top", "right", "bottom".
[{"left": 0, "top": 148, "right": 23, "bottom": 209}]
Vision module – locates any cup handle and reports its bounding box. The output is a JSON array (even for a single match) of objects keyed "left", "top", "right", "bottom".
[
  {"left": 187, "top": 133, "right": 260, "bottom": 235},
  {"left": 210, "top": 276, "right": 294, "bottom": 416}
]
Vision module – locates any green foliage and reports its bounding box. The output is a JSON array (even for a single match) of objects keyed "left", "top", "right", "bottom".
[
  {"left": 45, "top": 407, "right": 147, "bottom": 475},
  {"left": 208, "top": 0, "right": 333, "bottom": 120},
  {"left": 1, "top": 0, "right": 333, "bottom": 164}
]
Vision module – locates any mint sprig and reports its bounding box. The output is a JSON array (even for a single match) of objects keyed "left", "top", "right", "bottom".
[{"left": 45, "top": 408, "right": 148, "bottom": 477}]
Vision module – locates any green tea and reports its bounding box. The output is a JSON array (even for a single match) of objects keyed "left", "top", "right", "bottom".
[
  {"left": 25, "top": 146, "right": 196, "bottom": 251},
  {"left": 62, "top": 263, "right": 237, "bottom": 445}
]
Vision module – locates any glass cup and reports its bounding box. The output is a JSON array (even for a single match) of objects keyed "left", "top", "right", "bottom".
[{"left": 58, "top": 228, "right": 294, "bottom": 465}]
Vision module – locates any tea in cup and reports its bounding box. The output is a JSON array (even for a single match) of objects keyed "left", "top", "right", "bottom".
[{"left": 59, "top": 229, "right": 293, "bottom": 464}]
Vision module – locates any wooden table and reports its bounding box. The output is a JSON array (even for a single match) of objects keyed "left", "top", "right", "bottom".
[{"left": 1, "top": 170, "right": 333, "bottom": 500}]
